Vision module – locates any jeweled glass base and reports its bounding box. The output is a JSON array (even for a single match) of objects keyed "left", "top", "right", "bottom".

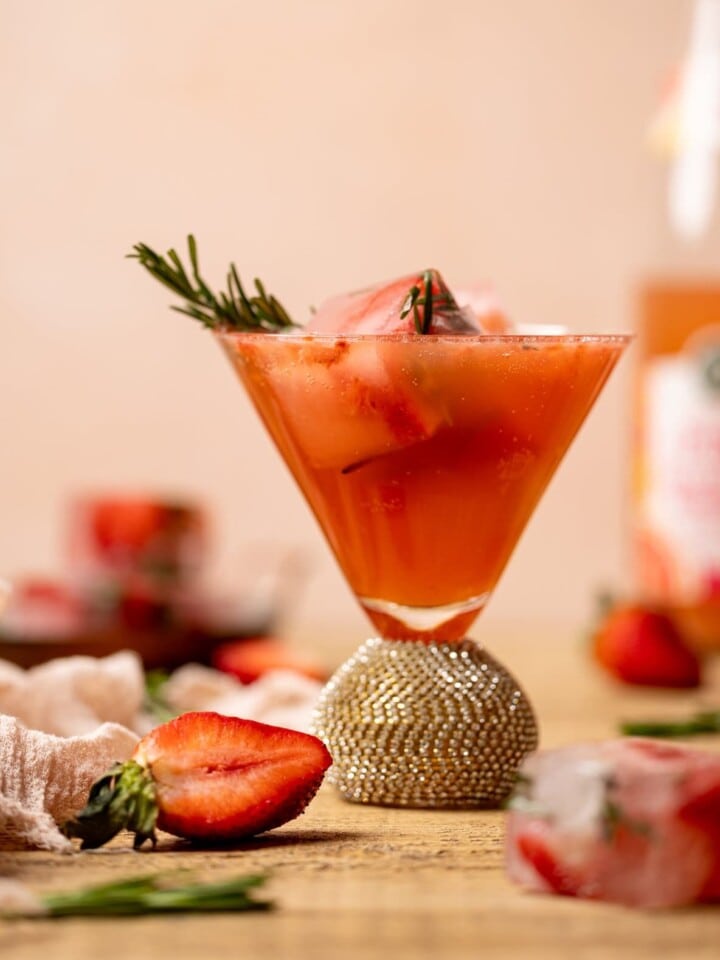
[{"left": 312, "top": 637, "right": 538, "bottom": 808}]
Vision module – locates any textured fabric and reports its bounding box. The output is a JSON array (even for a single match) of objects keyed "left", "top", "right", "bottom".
[
  {"left": 0, "top": 715, "right": 137, "bottom": 851},
  {"left": 0, "top": 650, "right": 144, "bottom": 736},
  {"left": 164, "top": 663, "right": 322, "bottom": 733},
  {"left": 0, "top": 649, "right": 320, "bottom": 852}
]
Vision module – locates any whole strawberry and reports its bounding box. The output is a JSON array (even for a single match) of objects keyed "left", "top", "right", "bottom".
[
  {"left": 592, "top": 603, "right": 702, "bottom": 688},
  {"left": 63, "top": 712, "right": 332, "bottom": 849}
]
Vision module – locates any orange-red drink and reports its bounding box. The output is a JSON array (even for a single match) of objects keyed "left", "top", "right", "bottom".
[
  {"left": 221, "top": 333, "right": 627, "bottom": 641},
  {"left": 131, "top": 238, "right": 631, "bottom": 807}
]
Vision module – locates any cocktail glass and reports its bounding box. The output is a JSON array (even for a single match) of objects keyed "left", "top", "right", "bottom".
[{"left": 219, "top": 331, "right": 629, "bottom": 808}]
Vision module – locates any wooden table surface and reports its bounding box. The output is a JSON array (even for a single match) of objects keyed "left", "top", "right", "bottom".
[{"left": 2, "top": 626, "right": 720, "bottom": 959}]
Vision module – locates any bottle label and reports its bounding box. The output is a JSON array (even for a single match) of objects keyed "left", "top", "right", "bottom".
[{"left": 637, "top": 335, "right": 720, "bottom": 602}]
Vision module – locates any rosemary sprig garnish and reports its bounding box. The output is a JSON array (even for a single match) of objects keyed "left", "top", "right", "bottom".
[
  {"left": 399, "top": 270, "right": 456, "bottom": 334},
  {"left": 129, "top": 235, "right": 297, "bottom": 332},
  {"left": 621, "top": 709, "right": 720, "bottom": 738},
  {"left": 4, "top": 872, "right": 272, "bottom": 918}
]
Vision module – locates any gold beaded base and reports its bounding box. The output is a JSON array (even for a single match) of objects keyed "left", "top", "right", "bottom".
[{"left": 312, "top": 637, "right": 538, "bottom": 808}]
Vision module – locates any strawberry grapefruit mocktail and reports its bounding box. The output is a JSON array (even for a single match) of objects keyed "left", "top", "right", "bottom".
[
  {"left": 221, "top": 332, "right": 626, "bottom": 641},
  {"left": 132, "top": 240, "right": 629, "bottom": 808}
]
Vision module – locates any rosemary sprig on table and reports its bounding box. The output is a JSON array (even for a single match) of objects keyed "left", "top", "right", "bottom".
[
  {"left": 399, "top": 270, "right": 456, "bottom": 334},
  {"left": 621, "top": 709, "right": 720, "bottom": 738},
  {"left": 129, "top": 235, "right": 297, "bottom": 332},
  {"left": 5, "top": 873, "right": 272, "bottom": 918}
]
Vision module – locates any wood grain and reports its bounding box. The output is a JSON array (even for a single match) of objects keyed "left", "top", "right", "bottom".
[{"left": 2, "top": 629, "right": 720, "bottom": 959}]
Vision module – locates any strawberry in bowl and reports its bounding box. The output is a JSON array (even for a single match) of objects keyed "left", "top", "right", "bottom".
[
  {"left": 67, "top": 496, "right": 206, "bottom": 592},
  {"left": 66, "top": 496, "right": 207, "bottom": 630}
]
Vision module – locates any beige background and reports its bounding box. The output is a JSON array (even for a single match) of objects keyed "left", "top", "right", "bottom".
[{"left": 1, "top": 0, "right": 719, "bottom": 638}]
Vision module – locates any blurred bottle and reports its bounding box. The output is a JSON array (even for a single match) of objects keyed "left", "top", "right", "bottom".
[
  {"left": 633, "top": 0, "right": 720, "bottom": 650},
  {"left": 634, "top": 285, "right": 720, "bottom": 649}
]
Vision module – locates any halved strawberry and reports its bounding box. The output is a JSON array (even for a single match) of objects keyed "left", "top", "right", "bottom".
[
  {"left": 62, "top": 712, "right": 332, "bottom": 848},
  {"left": 592, "top": 603, "right": 702, "bottom": 688},
  {"left": 307, "top": 269, "right": 479, "bottom": 335},
  {"left": 211, "top": 638, "right": 328, "bottom": 685}
]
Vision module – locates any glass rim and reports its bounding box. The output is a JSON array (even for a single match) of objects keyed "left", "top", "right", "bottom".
[{"left": 216, "top": 330, "right": 634, "bottom": 345}]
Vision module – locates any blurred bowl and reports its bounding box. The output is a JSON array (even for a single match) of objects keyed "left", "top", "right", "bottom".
[{"left": 0, "top": 611, "right": 275, "bottom": 671}]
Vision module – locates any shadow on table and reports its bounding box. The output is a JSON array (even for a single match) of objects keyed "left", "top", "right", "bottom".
[{"left": 152, "top": 828, "right": 364, "bottom": 854}]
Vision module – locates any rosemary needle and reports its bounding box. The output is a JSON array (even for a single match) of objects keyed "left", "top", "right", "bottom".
[{"left": 129, "top": 235, "right": 297, "bottom": 332}]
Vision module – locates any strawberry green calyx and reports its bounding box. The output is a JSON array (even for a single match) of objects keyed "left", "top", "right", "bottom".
[
  {"left": 129, "top": 235, "right": 298, "bottom": 332},
  {"left": 62, "top": 760, "right": 159, "bottom": 850}
]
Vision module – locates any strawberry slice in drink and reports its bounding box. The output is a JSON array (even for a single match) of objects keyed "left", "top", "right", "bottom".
[{"left": 506, "top": 739, "right": 720, "bottom": 907}]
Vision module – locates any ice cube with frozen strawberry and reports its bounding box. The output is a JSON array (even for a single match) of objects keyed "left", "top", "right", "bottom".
[
  {"left": 225, "top": 333, "right": 448, "bottom": 471},
  {"left": 137, "top": 242, "right": 515, "bottom": 471},
  {"left": 307, "top": 269, "right": 485, "bottom": 335},
  {"left": 229, "top": 268, "right": 491, "bottom": 471},
  {"left": 506, "top": 738, "right": 720, "bottom": 908}
]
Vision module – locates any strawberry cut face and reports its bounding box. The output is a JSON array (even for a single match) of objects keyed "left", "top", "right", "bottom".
[{"left": 134, "top": 712, "right": 332, "bottom": 841}]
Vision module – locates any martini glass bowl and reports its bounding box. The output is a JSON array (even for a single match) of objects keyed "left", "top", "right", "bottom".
[{"left": 219, "top": 331, "right": 630, "bottom": 808}]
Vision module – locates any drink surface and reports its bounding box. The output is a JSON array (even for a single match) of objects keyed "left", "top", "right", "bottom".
[{"left": 222, "top": 333, "right": 627, "bottom": 640}]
